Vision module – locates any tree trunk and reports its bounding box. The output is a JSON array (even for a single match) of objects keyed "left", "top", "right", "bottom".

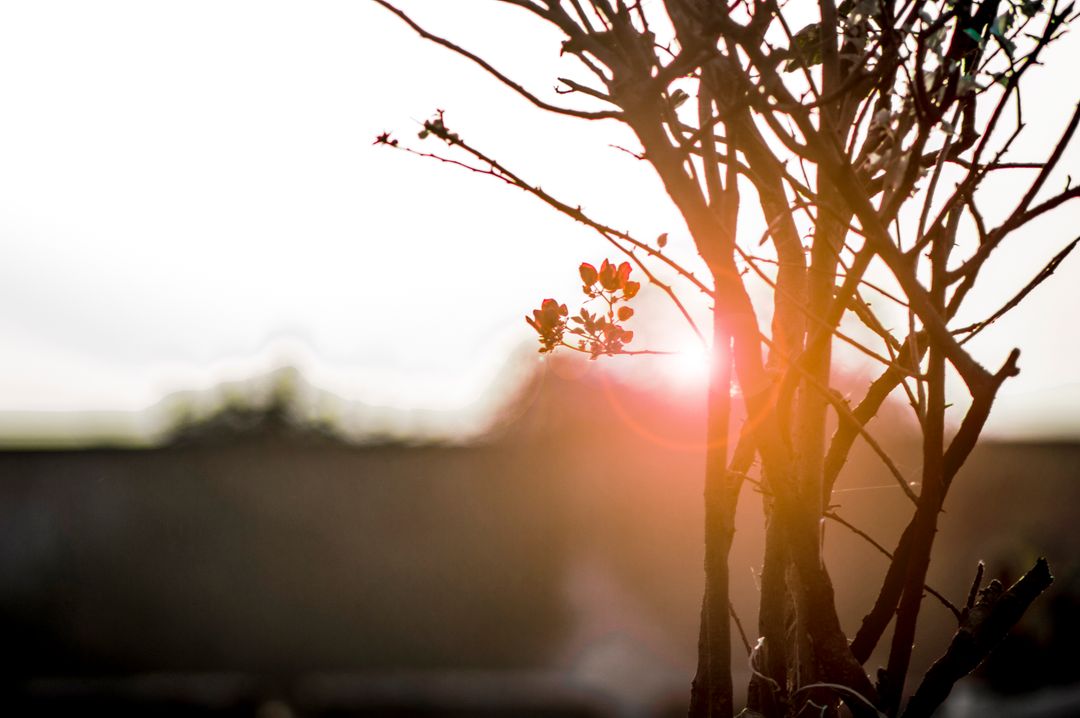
[{"left": 690, "top": 309, "right": 740, "bottom": 718}]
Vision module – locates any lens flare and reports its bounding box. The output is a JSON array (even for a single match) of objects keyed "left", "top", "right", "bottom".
[{"left": 664, "top": 343, "right": 712, "bottom": 389}]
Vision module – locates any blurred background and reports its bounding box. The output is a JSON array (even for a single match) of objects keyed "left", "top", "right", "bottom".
[
  {"left": 1, "top": 359, "right": 1078, "bottom": 717},
  {"left": 0, "top": 1, "right": 1078, "bottom": 716}
]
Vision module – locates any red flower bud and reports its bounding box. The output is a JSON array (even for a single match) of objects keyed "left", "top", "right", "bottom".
[
  {"left": 599, "top": 259, "right": 619, "bottom": 290},
  {"left": 528, "top": 299, "right": 569, "bottom": 353}
]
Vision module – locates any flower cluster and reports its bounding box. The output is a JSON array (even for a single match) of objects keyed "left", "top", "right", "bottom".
[
  {"left": 525, "top": 259, "right": 640, "bottom": 359},
  {"left": 525, "top": 298, "right": 569, "bottom": 353},
  {"left": 579, "top": 258, "right": 640, "bottom": 299}
]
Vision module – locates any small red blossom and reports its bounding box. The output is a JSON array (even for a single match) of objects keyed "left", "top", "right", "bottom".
[
  {"left": 525, "top": 298, "right": 569, "bottom": 353},
  {"left": 595, "top": 259, "right": 639, "bottom": 297},
  {"left": 598, "top": 259, "right": 619, "bottom": 290}
]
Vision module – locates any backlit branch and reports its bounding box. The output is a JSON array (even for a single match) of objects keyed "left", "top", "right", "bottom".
[
  {"left": 371, "top": 1, "right": 623, "bottom": 120},
  {"left": 825, "top": 512, "right": 960, "bottom": 619},
  {"left": 377, "top": 117, "right": 713, "bottom": 297}
]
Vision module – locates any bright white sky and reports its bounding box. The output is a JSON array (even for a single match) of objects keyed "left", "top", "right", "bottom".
[{"left": 0, "top": 0, "right": 1077, "bottom": 440}]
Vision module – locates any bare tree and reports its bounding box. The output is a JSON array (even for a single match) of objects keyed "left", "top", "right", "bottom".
[{"left": 372, "top": 1, "right": 1077, "bottom": 716}]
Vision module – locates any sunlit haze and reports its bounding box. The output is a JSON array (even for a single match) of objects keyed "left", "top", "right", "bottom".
[{"left": 1, "top": 1, "right": 1077, "bottom": 441}]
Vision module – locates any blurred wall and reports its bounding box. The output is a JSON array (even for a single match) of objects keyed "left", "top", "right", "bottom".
[{"left": 0, "top": 365, "right": 1076, "bottom": 710}]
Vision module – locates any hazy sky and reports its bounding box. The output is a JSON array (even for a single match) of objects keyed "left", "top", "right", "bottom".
[{"left": 0, "top": 1, "right": 1077, "bottom": 439}]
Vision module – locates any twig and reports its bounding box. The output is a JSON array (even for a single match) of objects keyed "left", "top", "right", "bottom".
[
  {"left": 964, "top": 561, "right": 985, "bottom": 612},
  {"left": 730, "top": 601, "right": 753, "bottom": 656},
  {"left": 825, "top": 512, "right": 961, "bottom": 619},
  {"left": 955, "top": 237, "right": 1079, "bottom": 344},
  {"left": 371, "top": 1, "right": 622, "bottom": 120}
]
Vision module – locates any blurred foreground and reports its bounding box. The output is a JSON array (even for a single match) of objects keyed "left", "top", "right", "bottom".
[{"left": 0, "top": 360, "right": 1077, "bottom": 716}]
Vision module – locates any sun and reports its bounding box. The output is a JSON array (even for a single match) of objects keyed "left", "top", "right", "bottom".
[{"left": 661, "top": 341, "right": 712, "bottom": 390}]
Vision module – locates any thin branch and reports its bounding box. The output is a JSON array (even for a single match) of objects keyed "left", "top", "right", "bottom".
[
  {"left": 737, "top": 247, "right": 925, "bottom": 379},
  {"left": 955, "top": 237, "right": 1079, "bottom": 344},
  {"left": 376, "top": 122, "right": 714, "bottom": 297},
  {"left": 825, "top": 512, "right": 961, "bottom": 619},
  {"left": 964, "top": 561, "right": 985, "bottom": 612},
  {"left": 730, "top": 601, "right": 753, "bottom": 656},
  {"left": 557, "top": 341, "right": 676, "bottom": 356},
  {"left": 755, "top": 330, "right": 919, "bottom": 505},
  {"left": 372, "top": 1, "right": 622, "bottom": 120}
]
